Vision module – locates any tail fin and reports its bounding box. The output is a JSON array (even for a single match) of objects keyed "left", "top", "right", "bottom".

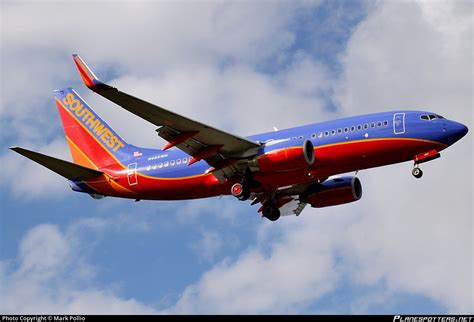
[{"left": 54, "top": 88, "right": 131, "bottom": 169}]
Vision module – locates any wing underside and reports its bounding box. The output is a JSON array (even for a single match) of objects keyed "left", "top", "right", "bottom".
[{"left": 72, "top": 55, "right": 261, "bottom": 181}]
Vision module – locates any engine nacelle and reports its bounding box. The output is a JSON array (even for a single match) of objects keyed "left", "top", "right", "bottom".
[
  {"left": 304, "top": 176, "right": 362, "bottom": 208},
  {"left": 250, "top": 139, "right": 315, "bottom": 172}
]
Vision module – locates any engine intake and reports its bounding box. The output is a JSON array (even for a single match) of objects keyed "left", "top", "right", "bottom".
[
  {"left": 304, "top": 176, "right": 362, "bottom": 208},
  {"left": 251, "top": 139, "right": 315, "bottom": 172}
]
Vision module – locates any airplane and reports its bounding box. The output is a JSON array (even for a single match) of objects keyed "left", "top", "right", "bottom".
[{"left": 11, "top": 55, "right": 469, "bottom": 221}]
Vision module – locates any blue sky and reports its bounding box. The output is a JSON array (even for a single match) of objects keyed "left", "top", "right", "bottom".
[{"left": 0, "top": 0, "right": 472, "bottom": 314}]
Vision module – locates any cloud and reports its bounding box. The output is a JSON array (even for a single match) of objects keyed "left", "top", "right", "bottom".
[
  {"left": 173, "top": 214, "right": 342, "bottom": 314},
  {"left": 0, "top": 223, "right": 158, "bottom": 314},
  {"left": 0, "top": 138, "right": 71, "bottom": 199},
  {"left": 189, "top": 229, "right": 225, "bottom": 262}
]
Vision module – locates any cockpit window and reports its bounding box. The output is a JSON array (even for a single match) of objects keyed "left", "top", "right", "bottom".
[{"left": 421, "top": 114, "right": 444, "bottom": 121}]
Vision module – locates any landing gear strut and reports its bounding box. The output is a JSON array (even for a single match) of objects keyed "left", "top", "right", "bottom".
[
  {"left": 412, "top": 165, "right": 423, "bottom": 179},
  {"left": 262, "top": 202, "right": 281, "bottom": 221}
]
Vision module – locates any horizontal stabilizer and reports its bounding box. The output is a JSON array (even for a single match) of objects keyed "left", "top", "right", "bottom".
[{"left": 10, "top": 147, "right": 103, "bottom": 181}]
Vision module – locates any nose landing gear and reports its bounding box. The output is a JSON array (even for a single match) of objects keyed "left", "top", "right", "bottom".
[
  {"left": 412, "top": 166, "right": 423, "bottom": 179},
  {"left": 411, "top": 150, "right": 440, "bottom": 179}
]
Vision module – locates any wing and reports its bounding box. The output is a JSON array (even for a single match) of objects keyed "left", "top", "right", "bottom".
[{"left": 72, "top": 55, "right": 261, "bottom": 181}]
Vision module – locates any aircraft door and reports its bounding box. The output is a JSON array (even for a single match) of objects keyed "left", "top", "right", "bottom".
[
  {"left": 393, "top": 113, "right": 406, "bottom": 135},
  {"left": 127, "top": 162, "right": 138, "bottom": 186}
]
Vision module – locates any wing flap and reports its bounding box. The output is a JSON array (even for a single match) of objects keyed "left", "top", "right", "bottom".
[{"left": 11, "top": 147, "right": 103, "bottom": 181}]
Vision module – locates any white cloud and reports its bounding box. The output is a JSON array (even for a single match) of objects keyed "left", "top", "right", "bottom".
[
  {"left": 0, "top": 223, "right": 159, "bottom": 314},
  {"left": 189, "top": 229, "right": 224, "bottom": 262},
  {"left": 174, "top": 216, "right": 339, "bottom": 314},
  {"left": 0, "top": 138, "right": 71, "bottom": 199}
]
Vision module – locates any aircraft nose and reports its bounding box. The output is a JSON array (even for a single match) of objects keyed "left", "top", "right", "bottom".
[
  {"left": 453, "top": 121, "right": 469, "bottom": 139},
  {"left": 445, "top": 121, "right": 468, "bottom": 145}
]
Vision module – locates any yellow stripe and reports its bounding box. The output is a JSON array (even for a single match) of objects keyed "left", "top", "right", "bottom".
[
  {"left": 137, "top": 170, "right": 211, "bottom": 180},
  {"left": 262, "top": 137, "right": 447, "bottom": 157},
  {"left": 317, "top": 137, "right": 448, "bottom": 149}
]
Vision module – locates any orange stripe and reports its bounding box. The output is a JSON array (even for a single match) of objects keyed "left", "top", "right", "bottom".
[{"left": 66, "top": 136, "right": 136, "bottom": 195}]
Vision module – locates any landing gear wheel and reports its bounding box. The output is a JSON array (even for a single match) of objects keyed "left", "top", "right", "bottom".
[
  {"left": 231, "top": 183, "right": 251, "bottom": 201},
  {"left": 262, "top": 203, "right": 281, "bottom": 222},
  {"left": 412, "top": 167, "right": 423, "bottom": 179}
]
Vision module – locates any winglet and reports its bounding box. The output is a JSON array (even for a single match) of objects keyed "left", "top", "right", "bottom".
[{"left": 72, "top": 54, "right": 113, "bottom": 91}]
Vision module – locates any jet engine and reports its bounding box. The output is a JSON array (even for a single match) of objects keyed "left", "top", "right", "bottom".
[
  {"left": 304, "top": 176, "right": 362, "bottom": 208},
  {"left": 249, "top": 139, "right": 315, "bottom": 172}
]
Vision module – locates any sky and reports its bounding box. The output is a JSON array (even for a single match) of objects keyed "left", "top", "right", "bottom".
[{"left": 0, "top": 0, "right": 472, "bottom": 315}]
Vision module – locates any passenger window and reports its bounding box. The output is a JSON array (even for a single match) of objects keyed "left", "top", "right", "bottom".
[
  {"left": 146, "top": 165, "right": 151, "bottom": 171},
  {"left": 318, "top": 132, "right": 323, "bottom": 138},
  {"left": 331, "top": 130, "right": 336, "bottom": 136},
  {"left": 357, "top": 125, "right": 362, "bottom": 130},
  {"left": 176, "top": 159, "right": 181, "bottom": 165},
  {"left": 299, "top": 135, "right": 303, "bottom": 139},
  {"left": 350, "top": 126, "right": 355, "bottom": 132},
  {"left": 383, "top": 121, "right": 388, "bottom": 126},
  {"left": 164, "top": 161, "right": 169, "bottom": 167},
  {"left": 344, "top": 127, "right": 349, "bottom": 133},
  {"left": 183, "top": 158, "right": 187, "bottom": 163},
  {"left": 170, "top": 160, "right": 175, "bottom": 166},
  {"left": 364, "top": 124, "right": 369, "bottom": 129},
  {"left": 158, "top": 163, "right": 163, "bottom": 168},
  {"left": 370, "top": 123, "right": 375, "bottom": 128},
  {"left": 152, "top": 164, "right": 157, "bottom": 170},
  {"left": 324, "top": 131, "right": 329, "bottom": 137},
  {"left": 311, "top": 133, "right": 316, "bottom": 139},
  {"left": 377, "top": 122, "right": 382, "bottom": 127}
]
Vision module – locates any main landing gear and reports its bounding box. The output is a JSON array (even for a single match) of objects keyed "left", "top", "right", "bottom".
[{"left": 261, "top": 202, "right": 281, "bottom": 222}]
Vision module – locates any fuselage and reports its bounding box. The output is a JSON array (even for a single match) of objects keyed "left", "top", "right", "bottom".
[{"left": 73, "top": 110, "right": 468, "bottom": 200}]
